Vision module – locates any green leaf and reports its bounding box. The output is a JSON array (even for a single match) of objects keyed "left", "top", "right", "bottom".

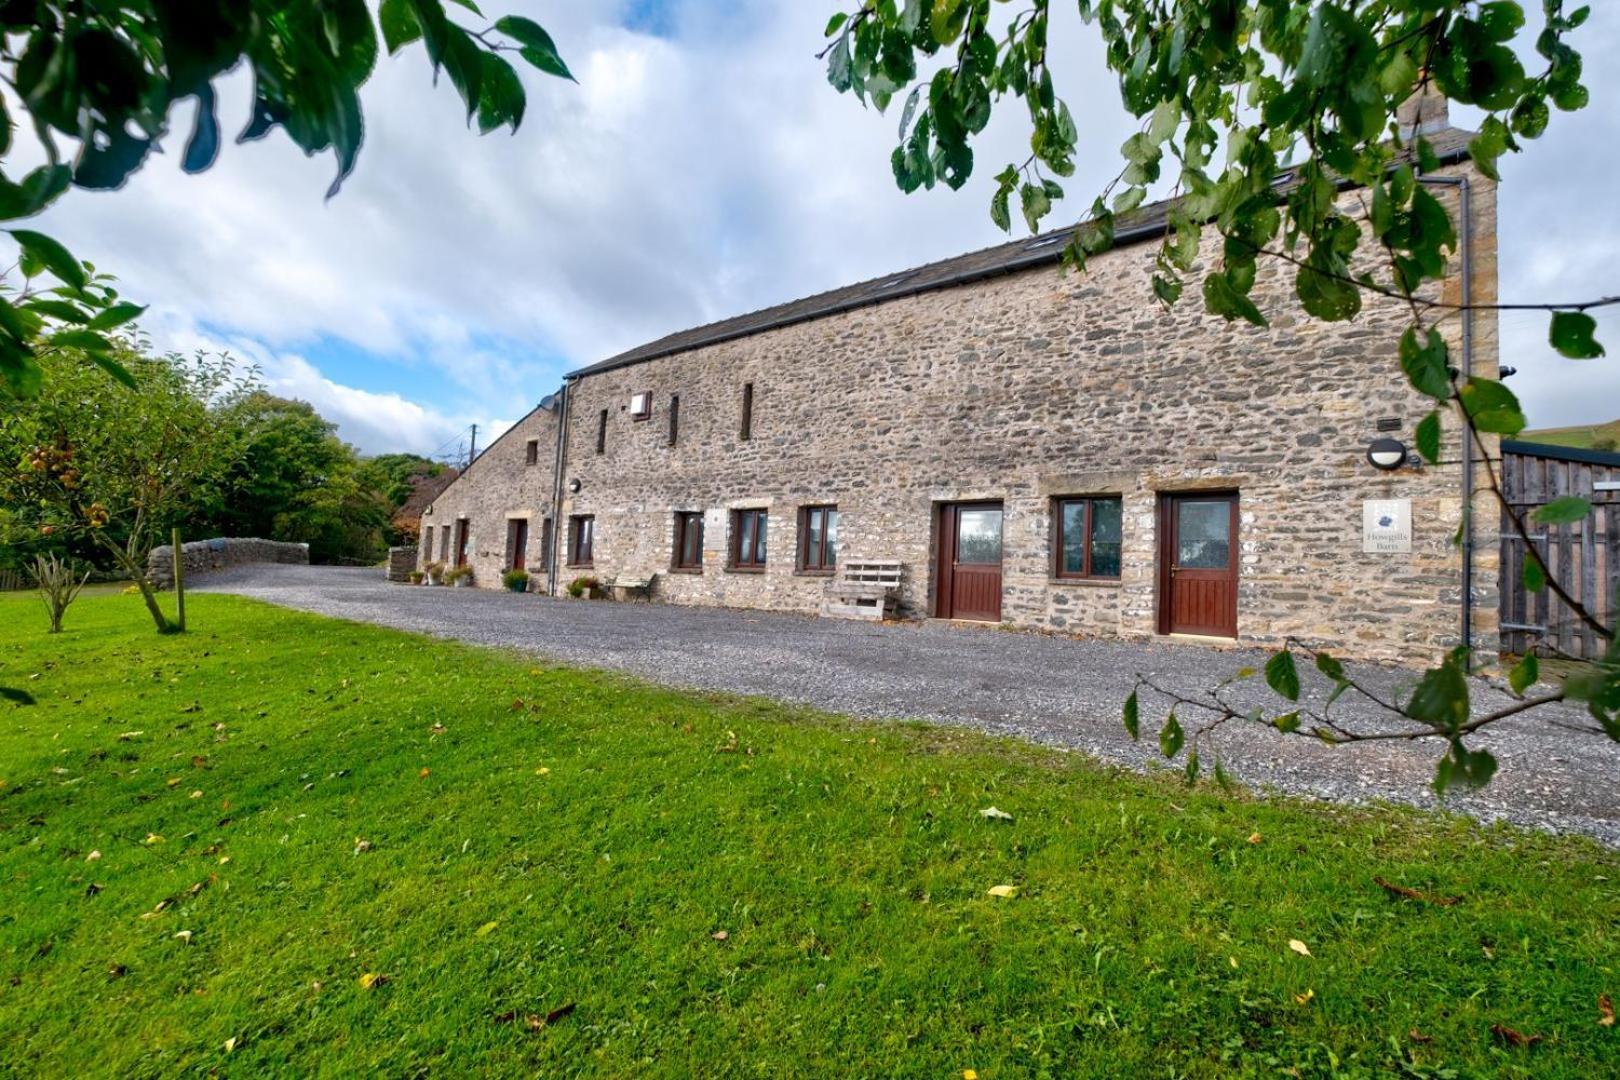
[
  {"left": 1407, "top": 656, "right": 1470, "bottom": 734},
  {"left": 10, "top": 229, "right": 86, "bottom": 290},
  {"left": 1313, "top": 652, "right": 1345, "bottom": 683},
  {"left": 1183, "top": 748, "right": 1200, "bottom": 784},
  {"left": 1123, "top": 690, "right": 1139, "bottom": 740},
  {"left": 1265, "top": 650, "right": 1300, "bottom": 702},
  {"left": 1508, "top": 653, "right": 1538, "bottom": 695},
  {"left": 1018, "top": 182, "right": 1051, "bottom": 232},
  {"left": 22, "top": 299, "right": 90, "bottom": 324},
  {"left": 824, "top": 13, "right": 849, "bottom": 37},
  {"left": 87, "top": 302, "right": 147, "bottom": 331},
  {"left": 1159, "top": 711, "right": 1184, "bottom": 759},
  {"left": 1415, "top": 410, "right": 1443, "bottom": 464},
  {"left": 86, "top": 350, "right": 138, "bottom": 389},
  {"left": 1549, "top": 311, "right": 1605, "bottom": 359},
  {"left": 46, "top": 329, "right": 113, "bottom": 353},
  {"left": 1433, "top": 740, "right": 1497, "bottom": 795},
  {"left": 1399, "top": 327, "right": 1451, "bottom": 400},
  {"left": 1533, "top": 496, "right": 1591, "bottom": 525},
  {"left": 1467, "top": 115, "right": 1513, "bottom": 181},
  {"left": 380, "top": 0, "right": 422, "bottom": 54},
  {"left": 1272, "top": 711, "right": 1301, "bottom": 734},
  {"left": 476, "top": 53, "right": 526, "bottom": 134},
  {"left": 497, "top": 16, "right": 574, "bottom": 81},
  {"left": 1202, "top": 271, "right": 1267, "bottom": 328},
  {"left": 0, "top": 165, "right": 72, "bottom": 220},
  {"left": 1457, "top": 376, "right": 1525, "bottom": 436},
  {"left": 1521, "top": 554, "right": 1545, "bottom": 593},
  {"left": 441, "top": 27, "right": 484, "bottom": 120}
]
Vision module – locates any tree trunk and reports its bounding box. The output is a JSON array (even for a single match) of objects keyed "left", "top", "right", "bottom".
[{"left": 97, "top": 535, "right": 170, "bottom": 633}]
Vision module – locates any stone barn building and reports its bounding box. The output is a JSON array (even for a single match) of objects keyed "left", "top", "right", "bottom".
[{"left": 423, "top": 122, "right": 1500, "bottom": 665}]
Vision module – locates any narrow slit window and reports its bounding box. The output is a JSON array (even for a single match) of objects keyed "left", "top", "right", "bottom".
[
  {"left": 596, "top": 409, "right": 608, "bottom": 455},
  {"left": 668, "top": 394, "right": 680, "bottom": 447},
  {"left": 740, "top": 383, "right": 753, "bottom": 441},
  {"left": 525, "top": 438, "right": 539, "bottom": 466}
]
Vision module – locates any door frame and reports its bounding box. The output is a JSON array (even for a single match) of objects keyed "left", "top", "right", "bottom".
[
  {"left": 506, "top": 516, "right": 529, "bottom": 571},
  {"left": 1156, "top": 491, "right": 1240, "bottom": 637},
  {"left": 933, "top": 500, "right": 1005, "bottom": 622}
]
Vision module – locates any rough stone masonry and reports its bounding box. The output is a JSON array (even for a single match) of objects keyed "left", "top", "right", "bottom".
[{"left": 423, "top": 142, "right": 1499, "bottom": 666}]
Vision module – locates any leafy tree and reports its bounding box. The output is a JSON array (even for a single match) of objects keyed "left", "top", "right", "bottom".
[
  {"left": 361, "top": 452, "right": 449, "bottom": 511},
  {"left": 0, "top": 0, "right": 573, "bottom": 398},
  {"left": 0, "top": 344, "right": 250, "bottom": 632},
  {"left": 824, "top": 0, "right": 1616, "bottom": 788}
]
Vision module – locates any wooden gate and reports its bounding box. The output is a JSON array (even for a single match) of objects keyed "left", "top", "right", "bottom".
[{"left": 1499, "top": 440, "right": 1620, "bottom": 658}]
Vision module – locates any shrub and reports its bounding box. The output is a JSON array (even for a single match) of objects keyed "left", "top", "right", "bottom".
[
  {"left": 445, "top": 565, "right": 474, "bottom": 586},
  {"left": 502, "top": 569, "right": 530, "bottom": 593},
  {"left": 33, "top": 553, "right": 89, "bottom": 634}
]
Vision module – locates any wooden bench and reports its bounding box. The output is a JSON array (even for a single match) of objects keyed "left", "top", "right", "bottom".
[
  {"left": 821, "top": 560, "right": 903, "bottom": 621},
  {"left": 606, "top": 574, "right": 655, "bottom": 602}
]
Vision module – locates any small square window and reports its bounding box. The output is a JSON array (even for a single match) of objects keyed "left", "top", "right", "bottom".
[
  {"left": 799, "top": 505, "right": 838, "bottom": 573},
  {"left": 673, "top": 511, "right": 703, "bottom": 570},
  {"left": 525, "top": 438, "right": 539, "bottom": 466},
  {"left": 630, "top": 392, "right": 652, "bottom": 420},
  {"left": 1054, "top": 497, "right": 1122, "bottom": 580},
  {"left": 731, "top": 509, "right": 767, "bottom": 570}
]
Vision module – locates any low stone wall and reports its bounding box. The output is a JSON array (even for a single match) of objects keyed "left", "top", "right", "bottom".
[
  {"left": 387, "top": 546, "right": 419, "bottom": 583},
  {"left": 147, "top": 538, "right": 308, "bottom": 589}
]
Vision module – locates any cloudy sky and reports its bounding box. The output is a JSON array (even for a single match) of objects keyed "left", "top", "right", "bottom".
[{"left": 22, "top": 1, "right": 1620, "bottom": 455}]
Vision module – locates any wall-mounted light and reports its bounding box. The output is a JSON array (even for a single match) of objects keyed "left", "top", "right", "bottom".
[
  {"left": 568, "top": 478, "right": 582, "bottom": 494},
  {"left": 1367, "top": 437, "right": 1408, "bottom": 471}
]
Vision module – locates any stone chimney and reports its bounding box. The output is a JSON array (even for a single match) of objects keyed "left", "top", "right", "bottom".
[{"left": 1396, "top": 79, "right": 1449, "bottom": 140}]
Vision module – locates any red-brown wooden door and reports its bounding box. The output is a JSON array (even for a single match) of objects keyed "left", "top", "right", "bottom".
[
  {"left": 507, "top": 518, "right": 528, "bottom": 570},
  {"left": 454, "top": 520, "right": 470, "bottom": 568},
  {"left": 1159, "top": 493, "right": 1239, "bottom": 637},
  {"left": 936, "top": 502, "right": 1004, "bottom": 622}
]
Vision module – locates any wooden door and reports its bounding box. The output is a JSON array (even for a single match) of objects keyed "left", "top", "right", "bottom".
[
  {"left": 936, "top": 502, "right": 1004, "bottom": 622},
  {"left": 1159, "top": 493, "right": 1239, "bottom": 637},
  {"left": 454, "top": 520, "right": 469, "bottom": 568},
  {"left": 507, "top": 519, "right": 529, "bottom": 570}
]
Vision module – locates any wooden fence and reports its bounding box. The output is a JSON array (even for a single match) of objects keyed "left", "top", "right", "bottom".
[
  {"left": 0, "top": 567, "right": 25, "bottom": 592},
  {"left": 1498, "top": 440, "right": 1620, "bottom": 658}
]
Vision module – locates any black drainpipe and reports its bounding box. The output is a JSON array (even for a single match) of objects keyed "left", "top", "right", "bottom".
[
  {"left": 547, "top": 378, "right": 573, "bottom": 597},
  {"left": 1418, "top": 172, "right": 1474, "bottom": 651}
]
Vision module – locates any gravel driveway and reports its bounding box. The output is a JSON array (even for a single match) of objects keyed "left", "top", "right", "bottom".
[{"left": 199, "top": 564, "right": 1620, "bottom": 846}]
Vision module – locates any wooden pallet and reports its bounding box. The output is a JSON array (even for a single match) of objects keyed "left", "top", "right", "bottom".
[{"left": 821, "top": 560, "right": 903, "bottom": 621}]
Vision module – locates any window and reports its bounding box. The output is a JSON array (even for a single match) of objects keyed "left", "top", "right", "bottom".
[
  {"left": 540, "top": 517, "right": 555, "bottom": 569},
  {"left": 799, "top": 505, "right": 839, "bottom": 573},
  {"left": 1054, "top": 497, "right": 1123, "bottom": 580},
  {"left": 673, "top": 511, "right": 704, "bottom": 570},
  {"left": 567, "top": 515, "right": 595, "bottom": 567},
  {"left": 596, "top": 409, "right": 608, "bottom": 455},
  {"left": 731, "top": 509, "right": 767, "bottom": 570},
  {"left": 525, "top": 438, "right": 539, "bottom": 466},
  {"left": 439, "top": 524, "right": 451, "bottom": 562},
  {"left": 739, "top": 382, "right": 754, "bottom": 441},
  {"left": 668, "top": 394, "right": 680, "bottom": 446},
  {"left": 630, "top": 391, "right": 652, "bottom": 420}
]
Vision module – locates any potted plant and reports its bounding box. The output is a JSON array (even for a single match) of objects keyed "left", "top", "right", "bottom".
[
  {"left": 407, "top": 570, "right": 425, "bottom": 585},
  {"left": 424, "top": 561, "right": 446, "bottom": 585},
  {"left": 502, "top": 568, "right": 531, "bottom": 593},
  {"left": 567, "top": 574, "right": 602, "bottom": 599},
  {"left": 446, "top": 564, "right": 474, "bottom": 588}
]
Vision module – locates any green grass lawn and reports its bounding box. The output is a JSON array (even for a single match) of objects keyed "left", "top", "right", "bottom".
[
  {"left": 2, "top": 592, "right": 1617, "bottom": 1077},
  {"left": 1521, "top": 418, "right": 1620, "bottom": 451}
]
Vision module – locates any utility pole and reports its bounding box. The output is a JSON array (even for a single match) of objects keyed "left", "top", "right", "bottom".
[{"left": 468, "top": 424, "right": 478, "bottom": 467}]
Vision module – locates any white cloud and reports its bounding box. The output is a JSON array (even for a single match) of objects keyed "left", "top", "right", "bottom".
[{"left": 18, "top": 0, "right": 1620, "bottom": 446}]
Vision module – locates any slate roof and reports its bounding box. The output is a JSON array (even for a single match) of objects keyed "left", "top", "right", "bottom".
[{"left": 569, "top": 127, "right": 1476, "bottom": 381}]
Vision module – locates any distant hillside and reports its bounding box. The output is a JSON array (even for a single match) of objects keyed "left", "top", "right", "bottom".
[{"left": 1520, "top": 418, "right": 1620, "bottom": 452}]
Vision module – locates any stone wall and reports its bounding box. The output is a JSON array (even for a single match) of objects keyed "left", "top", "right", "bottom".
[
  {"left": 419, "top": 401, "right": 562, "bottom": 590},
  {"left": 387, "top": 546, "right": 419, "bottom": 582},
  {"left": 147, "top": 538, "right": 308, "bottom": 589},
  {"left": 540, "top": 161, "right": 1498, "bottom": 665}
]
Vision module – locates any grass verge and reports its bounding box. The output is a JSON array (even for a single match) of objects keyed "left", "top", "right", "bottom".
[{"left": 1, "top": 591, "right": 1617, "bottom": 1076}]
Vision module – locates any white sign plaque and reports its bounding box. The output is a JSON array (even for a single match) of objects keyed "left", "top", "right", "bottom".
[{"left": 1362, "top": 499, "right": 1412, "bottom": 554}]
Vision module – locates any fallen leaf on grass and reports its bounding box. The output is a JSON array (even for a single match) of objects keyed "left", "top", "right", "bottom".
[
  {"left": 535, "top": 767, "right": 550, "bottom": 776},
  {"left": 418, "top": 768, "right": 430, "bottom": 779},
  {"left": 353, "top": 838, "right": 372, "bottom": 855},
  {"left": 192, "top": 755, "right": 209, "bottom": 768},
  {"left": 1247, "top": 832, "right": 1262, "bottom": 845},
  {"left": 1374, "top": 876, "right": 1461, "bottom": 907},
  {"left": 165, "top": 777, "right": 181, "bottom": 788},
  {"left": 107, "top": 964, "right": 127, "bottom": 980},
  {"left": 143, "top": 834, "right": 164, "bottom": 845},
  {"left": 476, "top": 921, "right": 500, "bottom": 937},
  {"left": 539, "top": 1003, "right": 576, "bottom": 1026},
  {"left": 173, "top": 930, "right": 192, "bottom": 943},
  {"left": 190, "top": 790, "right": 203, "bottom": 799},
  {"left": 711, "top": 930, "right": 729, "bottom": 941},
  {"left": 963, "top": 1071, "right": 979, "bottom": 1080},
  {"left": 1490, "top": 1023, "right": 1542, "bottom": 1048},
  {"left": 430, "top": 723, "right": 447, "bottom": 736},
  {"left": 359, "top": 972, "right": 389, "bottom": 990},
  {"left": 979, "top": 807, "right": 1014, "bottom": 821},
  {"left": 117, "top": 731, "right": 143, "bottom": 741},
  {"left": 1288, "top": 940, "right": 1312, "bottom": 957},
  {"left": 86, "top": 850, "right": 101, "bottom": 862},
  {"left": 987, "top": 885, "right": 1018, "bottom": 899},
  {"left": 1600, "top": 994, "right": 1615, "bottom": 1027},
  {"left": 716, "top": 731, "right": 739, "bottom": 753},
  {"left": 223, "top": 1037, "right": 237, "bottom": 1053},
  {"left": 1293, "top": 989, "right": 1314, "bottom": 1005},
  {"left": 1408, "top": 1029, "right": 1432, "bottom": 1044}
]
